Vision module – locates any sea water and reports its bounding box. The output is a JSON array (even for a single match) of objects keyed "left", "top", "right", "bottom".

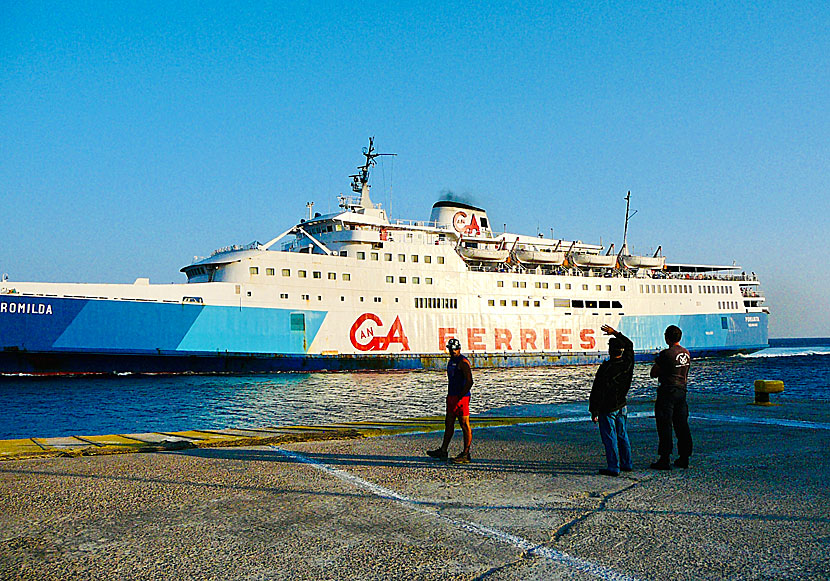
[{"left": 1, "top": 338, "right": 828, "bottom": 440}]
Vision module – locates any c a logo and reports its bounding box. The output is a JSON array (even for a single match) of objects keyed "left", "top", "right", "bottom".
[{"left": 349, "top": 313, "right": 411, "bottom": 352}]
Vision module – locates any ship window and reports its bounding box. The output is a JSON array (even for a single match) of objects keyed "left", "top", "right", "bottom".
[
  {"left": 586, "top": 300, "right": 597, "bottom": 308},
  {"left": 511, "top": 300, "right": 518, "bottom": 306},
  {"left": 572, "top": 300, "right": 584, "bottom": 308},
  {"left": 297, "top": 270, "right": 307, "bottom": 279},
  {"left": 317, "top": 296, "right": 322, "bottom": 301},
  {"left": 500, "top": 300, "right": 507, "bottom": 306},
  {"left": 282, "top": 269, "right": 290, "bottom": 277},
  {"left": 328, "top": 272, "right": 336, "bottom": 280},
  {"left": 520, "top": 282, "right": 527, "bottom": 288},
  {"left": 437, "top": 257, "right": 445, "bottom": 264},
  {"left": 280, "top": 293, "right": 288, "bottom": 299},
  {"left": 357, "top": 251, "right": 366, "bottom": 259},
  {"left": 413, "top": 277, "right": 420, "bottom": 284},
  {"left": 534, "top": 301, "right": 541, "bottom": 307},
  {"left": 481, "top": 217, "right": 488, "bottom": 228},
  {"left": 384, "top": 253, "right": 392, "bottom": 261},
  {"left": 326, "top": 226, "right": 333, "bottom": 232},
  {"left": 542, "top": 282, "right": 548, "bottom": 289},
  {"left": 371, "top": 252, "right": 379, "bottom": 261},
  {"left": 302, "top": 294, "right": 309, "bottom": 300},
  {"left": 374, "top": 297, "right": 381, "bottom": 303},
  {"left": 535, "top": 282, "right": 541, "bottom": 288},
  {"left": 360, "top": 296, "right": 364, "bottom": 302},
  {"left": 512, "top": 281, "right": 519, "bottom": 288},
  {"left": 523, "top": 300, "right": 530, "bottom": 307},
  {"left": 722, "top": 316, "right": 728, "bottom": 329},
  {"left": 596, "top": 285, "right": 602, "bottom": 291},
  {"left": 620, "top": 285, "right": 625, "bottom": 291},
  {"left": 386, "top": 276, "right": 394, "bottom": 283},
  {"left": 599, "top": 300, "right": 610, "bottom": 308},
  {"left": 612, "top": 301, "right": 623, "bottom": 308},
  {"left": 606, "top": 285, "right": 611, "bottom": 291},
  {"left": 426, "top": 278, "right": 433, "bottom": 284},
  {"left": 497, "top": 281, "right": 504, "bottom": 287},
  {"left": 266, "top": 268, "right": 275, "bottom": 276},
  {"left": 488, "top": 299, "right": 495, "bottom": 306},
  {"left": 554, "top": 298, "right": 569, "bottom": 308},
  {"left": 424, "top": 255, "right": 431, "bottom": 263},
  {"left": 565, "top": 284, "right": 571, "bottom": 290},
  {"left": 582, "top": 284, "right": 588, "bottom": 290},
  {"left": 398, "top": 254, "right": 406, "bottom": 262},
  {"left": 250, "top": 267, "right": 259, "bottom": 275},
  {"left": 555, "top": 283, "right": 561, "bottom": 289},
  {"left": 411, "top": 255, "right": 418, "bottom": 263},
  {"left": 399, "top": 276, "right": 406, "bottom": 283},
  {"left": 343, "top": 273, "right": 351, "bottom": 281},
  {"left": 313, "top": 271, "right": 321, "bottom": 279},
  {"left": 235, "top": 285, "right": 241, "bottom": 294}
]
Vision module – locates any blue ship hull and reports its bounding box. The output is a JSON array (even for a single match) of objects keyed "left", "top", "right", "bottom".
[{"left": 0, "top": 295, "right": 768, "bottom": 375}]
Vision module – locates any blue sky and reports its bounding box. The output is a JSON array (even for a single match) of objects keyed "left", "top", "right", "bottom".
[{"left": 1, "top": 1, "right": 827, "bottom": 338}]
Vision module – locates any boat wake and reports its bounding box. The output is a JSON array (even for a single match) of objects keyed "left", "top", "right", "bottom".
[{"left": 736, "top": 347, "right": 830, "bottom": 359}]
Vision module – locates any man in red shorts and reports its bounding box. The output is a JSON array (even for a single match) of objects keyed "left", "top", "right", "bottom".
[{"left": 427, "top": 338, "right": 474, "bottom": 463}]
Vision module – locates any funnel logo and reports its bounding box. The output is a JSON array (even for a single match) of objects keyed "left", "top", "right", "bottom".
[
  {"left": 349, "top": 313, "right": 411, "bottom": 352},
  {"left": 452, "top": 211, "right": 481, "bottom": 236}
]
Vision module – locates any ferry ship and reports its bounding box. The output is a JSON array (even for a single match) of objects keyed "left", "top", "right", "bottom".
[{"left": 0, "top": 139, "right": 769, "bottom": 374}]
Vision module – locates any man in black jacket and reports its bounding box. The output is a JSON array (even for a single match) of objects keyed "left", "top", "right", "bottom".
[{"left": 589, "top": 324, "right": 634, "bottom": 476}]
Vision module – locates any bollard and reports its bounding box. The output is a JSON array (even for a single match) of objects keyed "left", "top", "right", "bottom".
[{"left": 752, "top": 379, "right": 784, "bottom": 406}]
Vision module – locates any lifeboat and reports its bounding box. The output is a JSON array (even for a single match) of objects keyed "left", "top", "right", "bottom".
[
  {"left": 570, "top": 253, "right": 618, "bottom": 268},
  {"left": 456, "top": 237, "right": 509, "bottom": 262},
  {"left": 514, "top": 248, "right": 566, "bottom": 265},
  {"left": 621, "top": 255, "right": 666, "bottom": 269}
]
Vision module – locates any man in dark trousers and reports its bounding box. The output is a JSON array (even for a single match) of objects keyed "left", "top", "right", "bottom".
[
  {"left": 589, "top": 324, "right": 634, "bottom": 477},
  {"left": 650, "top": 324, "right": 692, "bottom": 470},
  {"left": 427, "top": 337, "right": 474, "bottom": 464}
]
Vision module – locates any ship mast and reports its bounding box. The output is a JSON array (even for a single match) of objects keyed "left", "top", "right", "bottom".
[
  {"left": 621, "top": 191, "right": 637, "bottom": 255},
  {"left": 349, "top": 137, "right": 395, "bottom": 209}
]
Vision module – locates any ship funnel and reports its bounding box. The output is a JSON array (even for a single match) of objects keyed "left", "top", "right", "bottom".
[{"left": 430, "top": 200, "right": 492, "bottom": 236}]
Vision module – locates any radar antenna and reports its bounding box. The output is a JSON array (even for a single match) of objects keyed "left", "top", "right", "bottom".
[{"left": 349, "top": 137, "right": 396, "bottom": 209}]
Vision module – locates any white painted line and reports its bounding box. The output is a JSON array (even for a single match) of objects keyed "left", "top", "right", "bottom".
[
  {"left": 272, "top": 446, "right": 641, "bottom": 581},
  {"left": 691, "top": 414, "right": 830, "bottom": 430}
]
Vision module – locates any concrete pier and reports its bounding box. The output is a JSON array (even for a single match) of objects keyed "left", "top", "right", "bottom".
[{"left": 1, "top": 394, "right": 828, "bottom": 580}]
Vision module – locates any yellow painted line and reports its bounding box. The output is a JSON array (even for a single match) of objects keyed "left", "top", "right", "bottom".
[
  {"left": 0, "top": 438, "right": 48, "bottom": 458},
  {"left": 80, "top": 434, "right": 153, "bottom": 446},
  {"left": 0, "top": 416, "right": 560, "bottom": 462}
]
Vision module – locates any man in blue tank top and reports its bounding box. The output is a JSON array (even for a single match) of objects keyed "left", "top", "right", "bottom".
[
  {"left": 650, "top": 325, "right": 693, "bottom": 470},
  {"left": 427, "top": 338, "right": 474, "bottom": 463}
]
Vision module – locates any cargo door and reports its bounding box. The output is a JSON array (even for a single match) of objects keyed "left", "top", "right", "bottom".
[{"left": 290, "top": 312, "right": 307, "bottom": 353}]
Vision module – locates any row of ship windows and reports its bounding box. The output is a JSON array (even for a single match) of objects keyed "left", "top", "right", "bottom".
[
  {"left": 639, "top": 284, "right": 734, "bottom": 295},
  {"left": 349, "top": 251, "right": 446, "bottom": 264},
  {"left": 499, "top": 281, "right": 628, "bottom": 292},
  {"left": 719, "top": 301, "right": 740, "bottom": 309},
  {"left": 415, "top": 297, "right": 458, "bottom": 309},
  {"left": 387, "top": 276, "right": 434, "bottom": 284},
  {"left": 486, "top": 298, "right": 624, "bottom": 309},
  {"left": 250, "top": 267, "right": 352, "bottom": 281}
]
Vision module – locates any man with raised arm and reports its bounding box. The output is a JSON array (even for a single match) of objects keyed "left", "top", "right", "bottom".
[{"left": 590, "top": 324, "right": 635, "bottom": 476}]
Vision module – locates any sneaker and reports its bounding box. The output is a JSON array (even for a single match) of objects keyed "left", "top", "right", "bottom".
[
  {"left": 620, "top": 467, "right": 633, "bottom": 473},
  {"left": 598, "top": 468, "right": 619, "bottom": 477},
  {"left": 650, "top": 459, "right": 672, "bottom": 471},
  {"left": 450, "top": 451, "right": 471, "bottom": 464},
  {"left": 673, "top": 457, "right": 689, "bottom": 469},
  {"left": 426, "top": 448, "right": 448, "bottom": 460}
]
